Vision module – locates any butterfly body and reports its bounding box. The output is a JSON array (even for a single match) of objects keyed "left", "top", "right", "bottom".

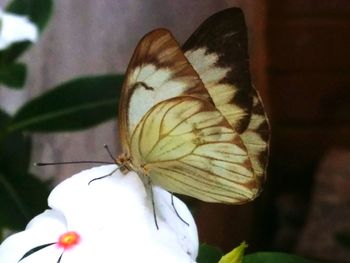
[{"left": 118, "top": 8, "right": 269, "bottom": 204}]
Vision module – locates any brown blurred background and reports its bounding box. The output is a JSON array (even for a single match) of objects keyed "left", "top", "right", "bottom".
[{"left": 1, "top": 0, "right": 350, "bottom": 261}]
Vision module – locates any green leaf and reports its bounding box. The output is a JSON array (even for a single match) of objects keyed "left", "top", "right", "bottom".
[
  {"left": 243, "top": 252, "right": 318, "bottom": 263},
  {"left": 6, "top": 0, "right": 53, "bottom": 32},
  {"left": 0, "top": 0, "right": 53, "bottom": 64},
  {"left": 0, "top": 126, "right": 31, "bottom": 177},
  {"left": 0, "top": 172, "right": 50, "bottom": 230},
  {"left": 0, "top": 112, "right": 50, "bottom": 233},
  {"left": 197, "top": 244, "right": 223, "bottom": 263},
  {"left": 0, "top": 63, "right": 26, "bottom": 88},
  {"left": 219, "top": 242, "right": 248, "bottom": 263},
  {"left": 8, "top": 75, "right": 124, "bottom": 133},
  {"left": 0, "top": 108, "right": 11, "bottom": 130},
  {"left": 0, "top": 42, "right": 30, "bottom": 66},
  {"left": 335, "top": 232, "right": 350, "bottom": 249},
  {"left": 0, "top": 131, "right": 31, "bottom": 176}
]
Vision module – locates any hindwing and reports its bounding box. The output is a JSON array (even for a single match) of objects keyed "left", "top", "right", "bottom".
[
  {"left": 182, "top": 8, "right": 270, "bottom": 185},
  {"left": 129, "top": 97, "right": 259, "bottom": 203}
]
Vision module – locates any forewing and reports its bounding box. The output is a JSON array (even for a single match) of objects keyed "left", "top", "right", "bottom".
[
  {"left": 183, "top": 8, "right": 253, "bottom": 133},
  {"left": 130, "top": 96, "right": 259, "bottom": 204},
  {"left": 119, "top": 29, "right": 211, "bottom": 154},
  {"left": 182, "top": 8, "right": 270, "bottom": 184}
]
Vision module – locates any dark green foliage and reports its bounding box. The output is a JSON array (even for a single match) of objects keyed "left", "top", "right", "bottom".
[
  {"left": 197, "top": 244, "right": 319, "bottom": 263},
  {"left": 0, "top": 41, "right": 30, "bottom": 66},
  {"left": 0, "top": 109, "right": 49, "bottom": 229},
  {"left": 0, "top": 172, "right": 50, "bottom": 229},
  {"left": 0, "top": 124, "right": 31, "bottom": 177},
  {"left": 0, "top": 0, "right": 53, "bottom": 64},
  {"left": 6, "top": 0, "right": 53, "bottom": 31},
  {"left": 9, "top": 75, "right": 123, "bottom": 133},
  {"left": 335, "top": 232, "right": 350, "bottom": 249},
  {"left": 0, "top": 109, "right": 11, "bottom": 130},
  {"left": 0, "top": 63, "right": 26, "bottom": 88},
  {"left": 197, "top": 244, "right": 223, "bottom": 263},
  {"left": 243, "top": 252, "right": 319, "bottom": 263}
]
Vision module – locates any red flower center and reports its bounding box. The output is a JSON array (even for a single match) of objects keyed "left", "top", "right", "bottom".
[{"left": 57, "top": 231, "right": 80, "bottom": 250}]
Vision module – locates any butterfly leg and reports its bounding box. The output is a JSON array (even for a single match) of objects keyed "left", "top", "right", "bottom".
[
  {"left": 88, "top": 166, "right": 120, "bottom": 185},
  {"left": 147, "top": 177, "right": 159, "bottom": 230},
  {"left": 171, "top": 194, "right": 190, "bottom": 227}
]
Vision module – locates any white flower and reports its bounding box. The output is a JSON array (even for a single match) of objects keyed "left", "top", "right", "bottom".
[
  {"left": 0, "top": 8, "right": 38, "bottom": 50},
  {"left": 0, "top": 165, "right": 198, "bottom": 263}
]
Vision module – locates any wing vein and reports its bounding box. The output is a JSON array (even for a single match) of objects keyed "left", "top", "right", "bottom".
[{"left": 155, "top": 166, "right": 248, "bottom": 199}]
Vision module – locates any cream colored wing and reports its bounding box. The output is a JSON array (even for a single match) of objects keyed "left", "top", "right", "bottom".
[
  {"left": 119, "top": 29, "right": 212, "bottom": 154},
  {"left": 182, "top": 8, "right": 270, "bottom": 185},
  {"left": 129, "top": 96, "right": 258, "bottom": 204}
]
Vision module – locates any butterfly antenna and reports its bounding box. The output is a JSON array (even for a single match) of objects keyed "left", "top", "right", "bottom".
[
  {"left": 103, "top": 144, "right": 116, "bottom": 162},
  {"left": 34, "top": 161, "right": 114, "bottom": 166},
  {"left": 171, "top": 194, "right": 190, "bottom": 227},
  {"left": 35, "top": 144, "right": 117, "bottom": 167}
]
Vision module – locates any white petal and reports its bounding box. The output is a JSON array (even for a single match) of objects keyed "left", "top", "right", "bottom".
[
  {"left": 1, "top": 165, "right": 199, "bottom": 262},
  {"left": 0, "top": 210, "right": 66, "bottom": 263},
  {"left": 48, "top": 165, "right": 198, "bottom": 262},
  {"left": 48, "top": 165, "right": 148, "bottom": 231},
  {"left": 154, "top": 187, "right": 199, "bottom": 260},
  {"left": 0, "top": 9, "right": 38, "bottom": 50}
]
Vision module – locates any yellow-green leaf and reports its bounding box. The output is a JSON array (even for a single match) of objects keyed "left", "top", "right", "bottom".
[{"left": 218, "top": 242, "right": 248, "bottom": 263}]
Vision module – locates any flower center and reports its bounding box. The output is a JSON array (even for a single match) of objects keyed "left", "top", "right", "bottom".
[{"left": 57, "top": 231, "right": 80, "bottom": 250}]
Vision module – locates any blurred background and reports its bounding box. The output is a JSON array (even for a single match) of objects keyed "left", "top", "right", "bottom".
[{"left": 0, "top": 0, "right": 350, "bottom": 262}]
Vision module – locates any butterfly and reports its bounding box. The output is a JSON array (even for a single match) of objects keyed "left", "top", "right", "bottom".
[{"left": 117, "top": 8, "right": 269, "bottom": 205}]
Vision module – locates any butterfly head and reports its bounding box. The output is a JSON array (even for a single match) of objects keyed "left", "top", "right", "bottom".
[{"left": 115, "top": 153, "right": 133, "bottom": 174}]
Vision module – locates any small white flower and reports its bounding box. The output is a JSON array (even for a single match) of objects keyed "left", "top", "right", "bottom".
[
  {"left": 0, "top": 165, "right": 198, "bottom": 263},
  {"left": 0, "top": 8, "right": 38, "bottom": 50}
]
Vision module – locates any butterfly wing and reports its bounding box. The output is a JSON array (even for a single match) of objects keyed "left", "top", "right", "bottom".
[
  {"left": 241, "top": 90, "right": 269, "bottom": 181},
  {"left": 130, "top": 96, "right": 257, "bottom": 203},
  {"left": 119, "top": 8, "right": 269, "bottom": 203},
  {"left": 182, "top": 8, "right": 270, "bottom": 183},
  {"left": 119, "top": 29, "right": 212, "bottom": 155}
]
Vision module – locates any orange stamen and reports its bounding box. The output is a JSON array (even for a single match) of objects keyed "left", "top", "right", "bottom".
[{"left": 57, "top": 231, "right": 80, "bottom": 250}]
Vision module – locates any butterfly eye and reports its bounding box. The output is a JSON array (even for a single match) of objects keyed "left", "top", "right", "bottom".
[{"left": 116, "top": 154, "right": 125, "bottom": 163}]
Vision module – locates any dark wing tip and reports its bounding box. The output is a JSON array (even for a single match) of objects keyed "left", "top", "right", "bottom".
[
  {"left": 182, "top": 7, "right": 247, "bottom": 52},
  {"left": 182, "top": 8, "right": 253, "bottom": 133},
  {"left": 203, "top": 7, "right": 245, "bottom": 25}
]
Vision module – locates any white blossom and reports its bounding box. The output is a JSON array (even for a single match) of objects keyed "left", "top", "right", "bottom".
[
  {"left": 0, "top": 8, "right": 38, "bottom": 50},
  {"left": 0, "top": 165, "right": 198, "bottom": 263}
]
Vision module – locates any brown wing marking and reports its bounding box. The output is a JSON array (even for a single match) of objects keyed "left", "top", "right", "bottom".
[
  {"left": 183, "top": 8, "right": 253, "bottom": 133},
  {"left": 182, "top": 8, "right": 270, "bottom": 187},
  {"left": 241, "top": 91, "right": 270, "bottom": 185},
  {"left": 118, "top": 29, "right": 212, "bottom": 155}
]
